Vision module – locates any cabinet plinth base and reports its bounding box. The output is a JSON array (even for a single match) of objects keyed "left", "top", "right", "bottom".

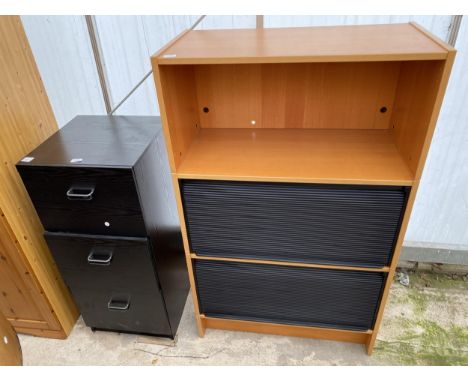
[{"left": 200, "top": 315, "right": 372, "bottom": 350}]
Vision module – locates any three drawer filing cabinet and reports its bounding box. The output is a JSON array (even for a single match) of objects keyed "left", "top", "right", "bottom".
[
  {"left": 16, "top": 116, "right": 189, "bottom": 338},
  {"left": 151, "top": 23, "right": 455, "bottom": 353}
]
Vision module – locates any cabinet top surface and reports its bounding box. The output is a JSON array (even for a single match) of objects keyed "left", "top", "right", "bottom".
[
  {"left": 17, "top": 116, "right": 161, "bottom": 168},
  {"left": 154, "top": 23, "right": 450, "bottom": 64}
]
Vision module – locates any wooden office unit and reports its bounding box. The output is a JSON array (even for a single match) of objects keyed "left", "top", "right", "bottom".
[
  {"left": 0, "top": 16, "right": 78, "bottom": 338},
  {"left": 152, "top": 23, "right": 455, "bottom": 354}
]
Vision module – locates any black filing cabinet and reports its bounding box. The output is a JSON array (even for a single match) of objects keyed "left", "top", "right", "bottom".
[{"left": 17, "top": 116, "right": 189, "bottom": 338}]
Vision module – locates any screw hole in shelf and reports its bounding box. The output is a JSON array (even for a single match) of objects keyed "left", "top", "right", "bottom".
[
  {"left": 380, "top": 106, "right": 388, "bottom": 113},
  {"left": 203, "top": 107, "right": 209, "bottom": 113}
]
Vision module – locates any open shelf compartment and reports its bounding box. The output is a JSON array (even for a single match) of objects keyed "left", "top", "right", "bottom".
[{"left": 155, "top": 57, "right": 446, "bottom": 185}]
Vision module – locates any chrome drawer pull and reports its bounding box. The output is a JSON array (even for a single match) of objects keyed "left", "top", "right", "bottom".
[
  {"left": 66, "top": 187, "right": 95, "bottom": 200},
  {"left": 87, "top": 250, "right": 113, "bottom": 265},
  {"left": 108, "top": 297, "right": 130, "bottom": 311}
]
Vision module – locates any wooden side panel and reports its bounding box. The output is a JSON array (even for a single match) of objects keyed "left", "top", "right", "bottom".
[
  {"left": 390, "top": 60, "right": 446, "bottom": 176},
  {"left": 368, "top": 52, "right": 455, "bottom": 355},
  {"left": 0, "top": 16, "right": 78, "bottom": 336},
  {"left": 195, "top": 62, "right": 400, "bottom": 129},
  {"left": 156, "top": 64, "right": 200, "bottom": 169}
]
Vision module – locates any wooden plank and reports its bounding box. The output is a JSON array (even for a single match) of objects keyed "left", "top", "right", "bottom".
[
  {"left": 177, "top": 128, "right": 414, "bottom": 186},
  {"left": 195, "top": 62, "right": 400, "bottom": 130},
  {"left": 0, "top": 216, "right": 52, "bottom": 325},
  {"left": 0, "top": 16, "right": 78, "bottom": 337},
  {"left": 201, "top": 315, "right": 371, "bottom": 345},
  {"left": 6, "top": 317, "right": 49, "bottom": 330},
  {"left": 14, "top": 326, "right": 67, "bottom": 339},
  {"left": 155, "top": 23, "right": 448, "bottom": 64},
  {"left": 191, "top": 254, "right": 390, "bottom": 273}
]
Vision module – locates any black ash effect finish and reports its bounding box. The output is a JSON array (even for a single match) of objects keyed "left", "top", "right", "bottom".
[
  {"left": 182, "top": 180, "right": 410, "bottom": 268},
  {"left": 133, "top": 130, "right": 188, "bottom": 334},
  {"left": 18, "top": 166, "right": 146, "bottom": 237},
  {"left": 44, "top": 232, "right": 161, "bottom": 294},
  {"left": 16, "top": 115, "right": 159, "bottom": 168},
  {"left": 194, "top": 260, "right": 386, "bottom": 331},
  {"left": 16, "top": 116, "right": 188, "bottom": 338},
  {"left": 72, "top": 288, "right": 172, "bottom": 336}
]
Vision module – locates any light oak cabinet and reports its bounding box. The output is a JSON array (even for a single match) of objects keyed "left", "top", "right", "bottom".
[{"left": 152, "top": 23, "right": 455, "bottom": 354}]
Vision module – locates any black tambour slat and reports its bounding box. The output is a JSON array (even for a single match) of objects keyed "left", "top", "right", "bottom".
[
  {"left": 181, "top": 180, "right": 409, "bottom": 267},
  {"left": 194, "top": 260, "right": 386, "bottom": 331}
]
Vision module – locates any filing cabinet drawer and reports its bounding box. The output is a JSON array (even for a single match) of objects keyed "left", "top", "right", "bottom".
[
  {"left": 72, "top": 288, "right": 172, "bottom": 336},
  {"left": 194, "top": 260, "right": 386, "bottom": 331},
  {"left": 44, "top": 232, "right": 160, "bottom": 293},
  {"left": 18, "top": 166, "right": 146, "bottom": 236},
  {"left": 182, "top": 180, "right": 409, "bottom": 267}
]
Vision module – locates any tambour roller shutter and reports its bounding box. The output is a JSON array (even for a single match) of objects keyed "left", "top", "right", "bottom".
[
  {"left": 194, "top": 260, "right": 386, "bottom": 331},
  {"left": 182, "top": 180, "right": 409, "bottom": 267}
]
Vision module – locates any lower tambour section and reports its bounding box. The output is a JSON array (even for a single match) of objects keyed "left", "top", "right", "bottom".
[{"left": 194, "top": 260, "right": 386, "bottom": 331}]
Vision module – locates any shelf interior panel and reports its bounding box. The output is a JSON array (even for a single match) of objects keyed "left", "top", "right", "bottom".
[{"left": 176, "top": 128, "right": 414, "bottom": 185}]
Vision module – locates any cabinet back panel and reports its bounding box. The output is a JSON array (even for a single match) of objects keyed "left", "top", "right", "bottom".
[
  {"left": 195, "top": 62, "right": 400, "bottom": 129},
  {"left": 194, "top": 260, "right": 385, "bottom": 331},
  {"left": 182, "top": 180, "right": 409, "bottom": 267}
]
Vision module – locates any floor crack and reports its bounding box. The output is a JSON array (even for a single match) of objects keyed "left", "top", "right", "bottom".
[{"left": 134, "top": 347, "right": 225, "bottom": 360}]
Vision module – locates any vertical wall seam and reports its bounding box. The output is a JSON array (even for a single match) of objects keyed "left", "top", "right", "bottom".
[
  {"left": 85, "top": 15, "right": 113, "bottom": 114},
  {"left": 256, "top": 15, "right": 264, "bottom": 29},
  {"left": 447, "top": 15, "right": 463, "bottom": 46}
]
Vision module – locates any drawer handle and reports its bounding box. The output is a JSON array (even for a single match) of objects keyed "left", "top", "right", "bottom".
[
  {"left": 66, "top": 187, "right": 95, "bottom": 201},
  {"left": 87, "top": 250, "right": 113, "bottom": 265},
  {"left": 108, "top": 297, "right": 130, "bottom": 311}
]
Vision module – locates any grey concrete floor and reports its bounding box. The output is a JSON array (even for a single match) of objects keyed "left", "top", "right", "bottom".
[{"left": 18, "top": 272, "right": 468, "bottom": 365}]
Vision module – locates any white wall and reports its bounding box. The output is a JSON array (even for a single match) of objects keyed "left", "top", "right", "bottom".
[
  {"left": 93, "top": 16, "right": 200, "bottom": 116},
  {"left": 21, "top": 15, "right": 468, "bottom": 251},
  {"left": 21, "top": 16, "right": 106, "bottom": 127},
  {"left": 265, "top": 15, "right": 452, "bottom": 40}
]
